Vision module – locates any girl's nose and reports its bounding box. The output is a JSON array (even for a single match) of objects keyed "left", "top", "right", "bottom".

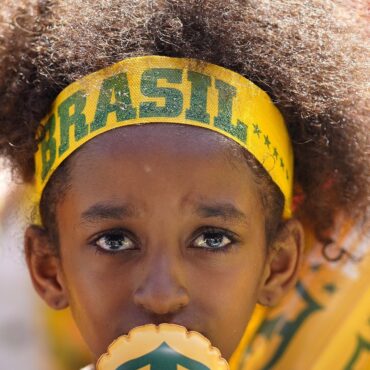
[{"left": 133, "top": 253, "right": 190, "bottom": 315}]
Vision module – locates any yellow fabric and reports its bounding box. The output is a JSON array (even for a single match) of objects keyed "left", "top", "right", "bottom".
[
  {"left": 233, "top": 220, "right": 370, "bottom": 370},
  {"left": 229, "top": 305, "right": 267, "bottom": 369},
  {"left": 34, "top": 56, "right": 293, "bottom": 217}
]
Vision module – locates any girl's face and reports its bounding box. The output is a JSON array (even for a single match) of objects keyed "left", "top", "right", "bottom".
[{"left": 26, "top": 125, "right": 302, "bottom": 361}]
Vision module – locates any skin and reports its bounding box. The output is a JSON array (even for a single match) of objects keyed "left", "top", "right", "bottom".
[{"left": 25, "top": 125, "right": 303, "bottom": 362}]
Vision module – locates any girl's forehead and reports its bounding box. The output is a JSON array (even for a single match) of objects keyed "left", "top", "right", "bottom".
[
  {"left": 57, "top": 127, "right": 265, "bottom": 243},
  {"left": 73, "top": 124, "right": 247, "bottom": 166},
  {"left": 64, "top": 124, "right": 261, "bottom": 212}
]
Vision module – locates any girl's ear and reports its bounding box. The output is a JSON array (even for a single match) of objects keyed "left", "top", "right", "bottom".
[
  {"left": 257, "top": 218, "right": 304, "bottom": 306},
  {"left": 24, "top": 225, "right": 69, "bottom": 310}
]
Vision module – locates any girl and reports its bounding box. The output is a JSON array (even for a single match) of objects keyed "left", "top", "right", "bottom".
[{"left": 0, "top": 0, "right": 368, "bottom": 368}]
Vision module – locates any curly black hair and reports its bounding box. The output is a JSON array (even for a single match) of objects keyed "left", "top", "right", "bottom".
[{"left": 0, "top": 0, "right": 369, "bottom": 241}]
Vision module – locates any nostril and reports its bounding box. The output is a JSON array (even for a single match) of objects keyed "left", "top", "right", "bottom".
[
  {"left": 133, "top": 255, "right": 190, "bottom": 315},
  {"left": 134, "top": 295, "right": 189, "bottom": 316},
  {"left": 133, "top": 285, "right": 190, "bottom": 316}
]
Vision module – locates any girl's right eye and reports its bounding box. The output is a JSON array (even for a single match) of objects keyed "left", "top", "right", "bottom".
[{"left": 92, "top": 231, "right": 136, "bottom": 253}]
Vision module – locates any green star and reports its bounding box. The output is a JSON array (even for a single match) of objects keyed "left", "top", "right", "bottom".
[
  {"left": 344, "top": 335, "right": 370, "bottom": 369},
  {"left": 253, "top": 123, "right": 262, "bottom": 137},
  {"left": 273, "top": 147, "right": 279, "bottom": 158},
  {"left": 264, "top": 135, "right": 271, "bottom": 148},
  {"left": 280, "top": 157, "right": 284, "bottom": 169}
]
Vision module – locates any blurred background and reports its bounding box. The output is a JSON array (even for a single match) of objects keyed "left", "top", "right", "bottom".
[{"left": 0, "top": 161, "right": 90, "bottom": 369}]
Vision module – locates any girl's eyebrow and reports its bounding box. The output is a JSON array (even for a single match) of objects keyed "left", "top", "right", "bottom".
[
  {"left": 194, "top": 202, "right": 248, "bottom": 224},
  {"left": 79, "top": 201, "right": 247, "bottom": 224},
  {"left": 80, "top": 201, "right": 140, "bottom": 223}
]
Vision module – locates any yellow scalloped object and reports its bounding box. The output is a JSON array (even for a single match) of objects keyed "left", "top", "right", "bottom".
[{"left": 97, "top": 324, "right": 229, "bottom": 370}]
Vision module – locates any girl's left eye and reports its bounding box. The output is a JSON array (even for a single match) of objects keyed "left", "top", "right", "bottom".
[
  {"left": 192, "top": 230, "right": 234, "bottom": 250},
  {"left": 93, "top": 232, "right": 136, "bottom": 252}
]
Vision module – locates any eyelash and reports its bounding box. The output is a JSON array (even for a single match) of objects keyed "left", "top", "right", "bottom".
[
  {"left": 89, "top": 229, "right": 139, "bottom": 255},
  {"left": 190, "top": 227, "right": 239, "bottom": 253},
  {"left": 89, "top": 227, "right": 239, "bottom": 255}
]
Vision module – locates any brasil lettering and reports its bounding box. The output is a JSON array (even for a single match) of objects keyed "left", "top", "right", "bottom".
[
  {"left": 40, "top": 68, "right": 247, "bottom": 181},
  {"left": 35, "top": 56, "right": 292, "bottom": 217}
]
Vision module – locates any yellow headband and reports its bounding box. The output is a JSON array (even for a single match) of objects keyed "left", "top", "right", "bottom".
[{"left": 35, "top": 56, "right": 293, "bottom": 217}]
